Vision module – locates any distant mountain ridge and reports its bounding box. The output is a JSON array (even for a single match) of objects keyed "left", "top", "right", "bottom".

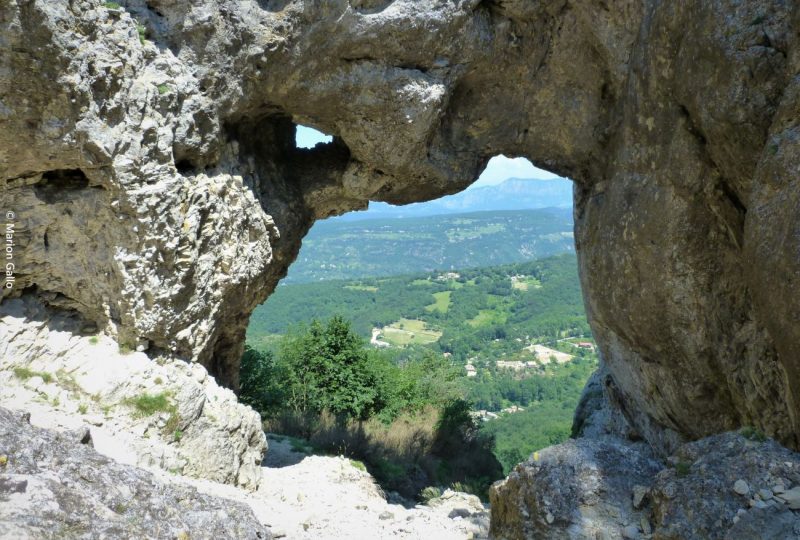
[{"left": 334, "top": 177, "right": 573, "bottom": 221}]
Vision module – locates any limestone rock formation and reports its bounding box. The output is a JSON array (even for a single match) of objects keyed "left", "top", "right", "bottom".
[
  {"left": 0, "top": 296, "right": 265, "bottom": 490},
  {"left": 2, "top": 0, "right": 798, "bottom": 458},
  {"left": 489, "top": 436, "right": 663, "bottom": 539},
  {"left": 0, "top": 406, "right": 271, "bottom": 539},
  {"left": 490, "top": 430, "right": 800, "bottom": 540},
  {"left": 2, "top": 1, "right": 800, "bottom": 535}
]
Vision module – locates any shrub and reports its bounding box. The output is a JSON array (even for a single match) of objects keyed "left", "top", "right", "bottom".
[
  {"left": 432, "top": 399, "right": 477, "bottom": 455},
  {"left": 288, "top": 437, "right": 312, "bottom": 455},
  {"left": 741, "top": 426, "right": 767, "bottom": 442},
  {"left": 239, "top": 346, "right": 287, "bottom": 415},
  {"left": 103, "top": 1, "right": 121, "bottom": 9},
  {"left": 419, "top": 486, "right": 442, "bottom": 503},
  {"left": 349, "top": 459, "right": 367, "bottom": 472},
  {"left": 278, "top": 317, "right": 380, "bottom": 420},
  {"left": 124, "top": 392, "right": 172, "bottom": 417},
  {"left": 12, "top": 367, "right": 52, "bottom": 383}
]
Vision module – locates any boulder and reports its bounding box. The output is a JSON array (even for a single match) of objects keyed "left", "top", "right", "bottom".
[
  {"left": 0, "top": 296, "right": 265, "bottom": 490},
  {"left": 0, "top": 406, "right": 271, "bottom": 539}
]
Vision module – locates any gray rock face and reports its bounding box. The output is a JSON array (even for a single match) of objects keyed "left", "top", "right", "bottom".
[
  {"left": 489, "top": 436, "right": 663, "bottom": 540},
  {"left": 650, "top": 432, "right": 800, "bottom": 540},
  {"left": 1, "top": 0, "right": 798, "bottom": 462},
  {"left": 490, "top": 430, "right": 800, "bottom": 540},
  {"left": 0, "top": 296, "right": 266, "bottom": 490},
  {"left": 0, "top": 406, "right": 271, "bottom": 539}
]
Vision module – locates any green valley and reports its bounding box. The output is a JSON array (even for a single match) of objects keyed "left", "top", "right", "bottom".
[
  {"left": 283, "top": 208, "right": 574, "bottom": 283},
  {"left": 246, "top": 252, "right": 597, "bottom": 481}
]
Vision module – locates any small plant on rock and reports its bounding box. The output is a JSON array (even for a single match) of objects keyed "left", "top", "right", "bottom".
[
  {"left": 124, "top": 392, "right": 172, "bottom": 417},
  {"left": 675, "top": 461, "right": 692, "bottom": 478},
  {"left": 741, "top": 426, "right": 767, "bottom": 442},
  {"left": 13, "top": 367, "right": 53, "bottom": 383},
  {"left": 164, "top": 411, "right": 181, "bottom": 434},
  {"left": 349, "top": 459, "right": 367, "bottom": 472},
  {"left": 419, "top": 486, "right": 442, "bottom": 503}
]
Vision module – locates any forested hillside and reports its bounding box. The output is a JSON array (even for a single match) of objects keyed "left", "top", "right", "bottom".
[
  {"left": 247, "top": 253, "right": 597, "bottom": 479},
  {"left": 249, "top": 254, "right": 588, "bottom": 359},
  {"left": 284, "top": 208, "right": 574, "bottom": 282}
]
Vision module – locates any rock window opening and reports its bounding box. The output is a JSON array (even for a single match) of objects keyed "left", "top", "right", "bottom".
[
  {"left": 295, "top": 125, "right": 334, "bottom": 149},
  {"left": 242, "top": 152, "right": 593, "bottom": 501}
]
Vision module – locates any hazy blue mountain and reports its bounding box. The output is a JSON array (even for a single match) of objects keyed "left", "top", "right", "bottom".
[{"left": 333, "top": 178, "right": 573, "bottom": 221}]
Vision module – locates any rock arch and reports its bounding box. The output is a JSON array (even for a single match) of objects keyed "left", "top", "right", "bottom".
[{"left": 1, "top": 0, "right": 798, "bottom": 455}]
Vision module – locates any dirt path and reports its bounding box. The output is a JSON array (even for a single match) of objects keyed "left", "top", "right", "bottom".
[{"left": 183, "top": 433, "right": 490, "bottom": 539}]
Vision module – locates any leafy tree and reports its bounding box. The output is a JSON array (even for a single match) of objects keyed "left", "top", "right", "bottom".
[
  {"left": 239, "top": 346, "right": 286, "bottom": 414},
  {"left": 279, "top": 316, "right": 379, "bottom": 420}
]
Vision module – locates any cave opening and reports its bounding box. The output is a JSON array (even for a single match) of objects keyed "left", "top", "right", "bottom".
[{"left": 242, "top": 150, "right": 595, "bottom": 501}]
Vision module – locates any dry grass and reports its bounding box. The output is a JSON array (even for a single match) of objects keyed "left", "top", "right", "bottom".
[{"left": 264, "top": 405, "right": 499, "bottom": 500}]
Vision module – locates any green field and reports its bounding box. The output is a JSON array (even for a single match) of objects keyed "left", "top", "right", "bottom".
[
  {"left": 425, "top": 291, "right": 452, "bottom": 313},
  {"left": 381, "top": 318, "right": 443, "bottom": 346},
  {"left": 511, "top": 276, "right": 542, "bottom": 291},
  {"left": 467, "top": 309, "right": 506, "bottom": 327},
  {"left": 248, "top": 253, "right": 590, "bottom": 365}
]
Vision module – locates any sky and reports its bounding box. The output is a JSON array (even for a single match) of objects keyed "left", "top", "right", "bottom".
[
  {"left": 296, "top": 125, "right": 333, "bottom": 148},
  {"left": 295, "top": 125, "right": 560, "bottom": 188}
]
